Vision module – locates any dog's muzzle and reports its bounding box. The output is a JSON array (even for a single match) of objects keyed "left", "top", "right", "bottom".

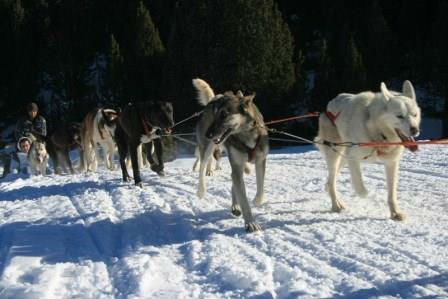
[
  {"left": 209, "top": 128, "right": 232, "bottom": 145},
  {"left": 395, "top": 129, "right": 418, "bottom": 152}
]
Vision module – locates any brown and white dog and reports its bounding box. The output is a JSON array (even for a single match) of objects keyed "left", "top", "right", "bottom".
[
  {"left": 27, "top": 138, "right": 49, "bottom": 176},
  {"left": 80, "top": 108, "right": 119, "bottom": 172}
]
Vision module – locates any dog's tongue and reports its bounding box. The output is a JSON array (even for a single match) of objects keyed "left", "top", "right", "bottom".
[{"left": 405, "top": 136, "right": 418, "bottom": 152}]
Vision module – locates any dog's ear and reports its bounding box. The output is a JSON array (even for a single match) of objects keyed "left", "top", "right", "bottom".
[
  {"left": 380, "top": 82, "right": 393, "bottom": 101},
  {"left": 102, "top": 109, "right": 119, "bottom": 122},
  {"left": 236, "top": 90, "right": 244, "bottom": 97},
  {"left": 245, "top": 92, "right": 256, "bottom": 103},
  {"left": 240, "top": 93, "right": 256, "bottom": 113},
  {"left": 402, "top": 80, "right": 416, "bottom": 101}
]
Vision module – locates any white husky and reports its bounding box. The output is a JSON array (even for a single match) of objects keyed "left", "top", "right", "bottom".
[
  {"left": 28, "top": 140, "right": 49, "bottom": 176},
  {"left": 315, "top": 81, "right": 421, "bottom": 220}
]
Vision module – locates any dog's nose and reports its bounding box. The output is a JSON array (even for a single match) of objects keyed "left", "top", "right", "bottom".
[{"left": 410, "top": 126, "right": 419, "bottom": 137}]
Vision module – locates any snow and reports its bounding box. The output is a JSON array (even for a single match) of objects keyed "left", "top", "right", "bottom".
[{"left": 0, "top": 145, "right": 447, "bottom": 299}]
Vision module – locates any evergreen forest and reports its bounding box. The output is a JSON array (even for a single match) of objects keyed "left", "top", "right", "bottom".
[{"left": 0, "top": 0, "right": 447, "bottom": 136}]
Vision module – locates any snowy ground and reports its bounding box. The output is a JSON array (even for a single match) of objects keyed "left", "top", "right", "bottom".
[{"left": 0, "top": 145, "right": 447, "bottom": 299}]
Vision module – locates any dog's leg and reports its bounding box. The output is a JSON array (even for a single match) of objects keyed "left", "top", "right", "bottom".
[
  {"left": 192, "top": 147, "right": 200, "bottom": 172},
  {"left": 130, "top": 142, "right": 143, "bottom": 187},
  {"left": 92, "top": 144, "right": 99, "bottom": 172},
  {"left": 348, "top": 160, "right": 368, "bottom": 198},
  {"left": 136, "top": 144, "right": 144, "bottom": 170},
  {"left": 231, "top": 185, "right": 241, "bottom": 217},
  {"left": 116, "top": 131, "right": 131, "bottom": 182},
  {"left": 81, "top": 140, "right": 91, "bottom": 172},
  {"left": 385, "top": 160, "right": 404, "bottom": 220},
  {"left": 229, "top": 147, "right": 260, "bottom": 232},
  {"left": 42, "top": 158, "right": 48, "bottom": 175},
  {"left": 213, "top": 148, "right": 221, "bottom": 171},
  {"left": 192, "top": 159, "right": 200, "bottom": 172},
  {"left": 149, "top": 139, "right": 165, "bottom": 176},
  {"left": 206, "top": 155, "right": 215, "bottom": 176},
  {"left": 323, "top": 146, "right": 345, "bottom": 212},
  {"left": 65, "top": 150, "right": 76, "bottom": 174},
  {"left": 253, "top": 157, "right": 266, "bottom": 206},
  {"left": 197, "top": 142, "right": 214, "bottom": 199},
  {"left": 104, "top": 141, "right": 115, "bottom": 170},
  {"left": 49, "top": 146, "right": 61, "bottom": 175}
]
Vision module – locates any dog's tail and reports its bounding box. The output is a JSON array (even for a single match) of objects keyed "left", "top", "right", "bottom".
[{"left": 192, "top": 78, "right": 215, "bottom": 106}]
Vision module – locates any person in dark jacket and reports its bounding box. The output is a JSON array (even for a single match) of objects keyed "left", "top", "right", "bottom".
[
  {"left": 15, "top": 102, "right": 47, "bottom": 139},
  {"left": 1, "top": 102, "right": 47, "bottom": 178}
]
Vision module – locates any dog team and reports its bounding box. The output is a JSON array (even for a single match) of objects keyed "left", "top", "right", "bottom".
[{"left": 0, "top": 79, "right": 422, "bottom": 231}]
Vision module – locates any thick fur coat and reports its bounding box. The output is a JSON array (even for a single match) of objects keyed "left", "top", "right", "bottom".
[
  {"left": 193, "top": 78, "right": 269, "bottom": 232},
  {"left": 315, "top": 80, "right": 421, "bottom": 220}
]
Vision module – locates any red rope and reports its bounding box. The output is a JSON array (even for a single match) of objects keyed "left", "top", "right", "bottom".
[{"left": 359, "top": 138, "right": 448, "bottom": 148}]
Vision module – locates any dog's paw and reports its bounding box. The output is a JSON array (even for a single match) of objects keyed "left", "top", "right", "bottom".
[
  {"left": 156, "top": 170, "right": 165, "bottom": 177},
  {"left": 135, "top": 182, "right": 143, "bottom": 188},
  {"left": 245, "top": 222, "right": 261, "bottom": 233},
  {"left": 253, "top": 194, "right": 264, "bottom": 207},
  {"left": 231, "top": 205, "right": 242, "bottom": 217},
  {"left": 331, "top": 201, "right": 345, "bottom": 213},
  {"left": 197, "top": 188, "right": 205, "bottom": 199},
  {"left": 391, "top": 212, "right": 406, "bottom": 221},
  {"left": 150, "top": 164, "right": 163, "bottom": 173},
  {"left": 355, "top": 186, "right": 369, "bottom": 198},
  {"left": 206, "top": 170, "right": 214, "bottom": 176}
]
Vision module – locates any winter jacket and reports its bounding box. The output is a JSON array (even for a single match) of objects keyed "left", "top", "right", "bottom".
[{"left": 15, "top": 115, "right": 47, "bottom": 140}]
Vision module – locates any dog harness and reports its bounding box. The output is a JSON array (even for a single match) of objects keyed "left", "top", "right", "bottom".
[
  {"left": 230, "top": 135, "right": 262, "bottom": 163},
  {"left": 139, "top": 111, "right": 152, "bottom": 136}
]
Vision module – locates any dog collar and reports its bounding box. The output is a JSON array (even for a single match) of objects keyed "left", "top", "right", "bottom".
[{"left": 231, "top": 134, "right": 262, "bottom": 163}]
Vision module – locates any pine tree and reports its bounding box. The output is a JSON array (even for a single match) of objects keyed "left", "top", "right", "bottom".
[
  {"left": 126, "top": 1, "right": 165, "bottom": 101},
  {"left": 311, "top": 38, "right": 334, "bottom": 112},
  {"left": 359, "top": 0, "right": 394, "bottom": 87},
  {"left": 340, "top": 35, "right": 367, "bottom": 92},
  {"left": 104, "top": 34, "right": 125, "bottom": 105},
  {"left": 162, "top": 0, "right": 296, "bottom": 119}
]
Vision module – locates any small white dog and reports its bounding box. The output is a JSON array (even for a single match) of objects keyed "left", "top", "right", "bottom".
[
  {"left": 28, "top": 140, "right": 49, "bottom": 176},
  {"left": 315, "top": 80, "right": 421, "bottom": 220}
]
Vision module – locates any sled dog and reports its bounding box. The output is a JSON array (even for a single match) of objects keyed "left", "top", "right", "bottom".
[
  {"left": 115, "top": 101, "right": 174, "bottom": 187},
  {"left": 28, "top": 139, "right": 49, "bottom": 175},
  {"left": 46, "top": 123, "right": 82, "bottom": 174},
  {"left": 193, "top": 78, "right": 269, "bottom": 232},
  {"left": 315, "top": 80, "right": 421, "bottom": 220},
  {"left": 81, "top": 108, "right": 119, "bottom": 172}
]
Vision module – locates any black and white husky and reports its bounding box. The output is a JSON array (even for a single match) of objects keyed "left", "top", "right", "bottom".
[{"left": 193, "top": 78, "right": 269, "bottom": 232}]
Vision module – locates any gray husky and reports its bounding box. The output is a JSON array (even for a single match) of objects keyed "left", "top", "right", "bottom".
[{"left": 193, "top": 78, "right": 269, "bottom": 232}]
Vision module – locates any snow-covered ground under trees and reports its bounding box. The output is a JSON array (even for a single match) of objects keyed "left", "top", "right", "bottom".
[{"left": 0, "top": 145, "right": 447, "bottom": 299}]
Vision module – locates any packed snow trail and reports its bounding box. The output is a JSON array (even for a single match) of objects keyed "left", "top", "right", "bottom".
[{"left": 0, "top": 146, "right": 447, "bottom": 299}]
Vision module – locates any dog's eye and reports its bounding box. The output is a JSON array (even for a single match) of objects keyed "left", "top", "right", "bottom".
[{"left": 220, "top": 110, "right": 228, "bottom": 119}]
